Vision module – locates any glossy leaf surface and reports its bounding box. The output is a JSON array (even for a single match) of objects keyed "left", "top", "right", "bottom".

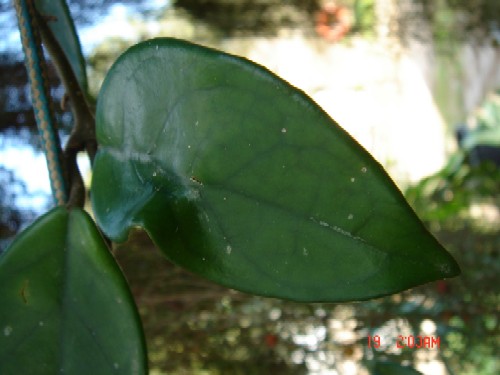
[
  {"left": 92, "top": 38, "right": 460, "bottom": 302},
  {"left": 0, "top": 207, "right": 147, "bottom": 374},
  {"left": 35, "top": 0, "right": 88, "bottom": 92}
]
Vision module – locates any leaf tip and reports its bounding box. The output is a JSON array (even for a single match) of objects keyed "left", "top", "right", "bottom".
[{"left": 440, "top": 255, "right": 461, "bottom": 279}]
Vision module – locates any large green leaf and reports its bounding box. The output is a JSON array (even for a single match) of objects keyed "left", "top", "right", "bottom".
[
  {"left": 0, "top": 207, "right": 147, "bottom": 374},
  {"left": 35, "top": 0, "right": 88, "bottom": 92},
  {"left": 92, "top": 38, "right": 460, "bottom": 302}
]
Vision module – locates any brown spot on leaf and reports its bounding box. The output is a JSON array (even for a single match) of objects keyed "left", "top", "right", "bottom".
[{"left": 20, "top": 280, "right": 30, "bottom": 304}]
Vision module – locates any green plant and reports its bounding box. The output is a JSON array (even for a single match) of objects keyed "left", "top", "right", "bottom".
[
  {"left": 406, "top": 91, "right": 500, "bottom": 226},
  {"left": 1, "top": 1, "right": 460, "bottom": 373},
  {"left": 351, "top": 0, "right": 376, "bottom": 35}
]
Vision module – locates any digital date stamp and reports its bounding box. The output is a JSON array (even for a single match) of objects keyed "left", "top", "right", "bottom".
[{"left": 367, "top": 335, "right": 441, "bottom": 349}]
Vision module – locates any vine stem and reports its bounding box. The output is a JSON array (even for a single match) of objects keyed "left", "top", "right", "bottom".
[{"left": 14, "top": 0, "right": 68, "bottom": 205}]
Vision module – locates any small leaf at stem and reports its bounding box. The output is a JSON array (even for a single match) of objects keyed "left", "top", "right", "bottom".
[{"left": 35, "top": 0, "right": 88, "bottom": 94}]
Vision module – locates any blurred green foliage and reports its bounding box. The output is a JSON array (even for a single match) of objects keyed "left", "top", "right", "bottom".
[
  {"left": 404, "top": 91, "right": 500, "bottom": 375},
  {"left": 351, "top": 0, "right": 376, "bottom": 35},
  {"left": 407, "top": 91, "right": 500, "bottom": 227},
  {"left": 401, "top": 0, "right": 500, "bottom": 43}
]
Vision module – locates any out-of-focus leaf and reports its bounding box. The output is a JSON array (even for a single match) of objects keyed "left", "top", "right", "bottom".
[
  {"left": 35, "top": 0, "right": 88, "bottom": 92},
  {"left": 463, "top": 127, "right": 500, "bottom": 149},
  {"left": 0, "top": 207, "right": 147, "bottom": 374},
  {"left": 373, "top": 361, "right": 423, "bottom": 375},
  {"left": 92, "top": 38, "right": 460, "bottom": 302}
]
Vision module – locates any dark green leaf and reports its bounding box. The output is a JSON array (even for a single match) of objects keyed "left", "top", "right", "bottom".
[
  {"left": 0, "top": 207, "right": 147, "bottom": 374},
  {"left": 35, "top": 0, "right": 88, "bottom": 92},
  {"left": 92, "top": 38, "right": 460, "bottom": 302}
]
